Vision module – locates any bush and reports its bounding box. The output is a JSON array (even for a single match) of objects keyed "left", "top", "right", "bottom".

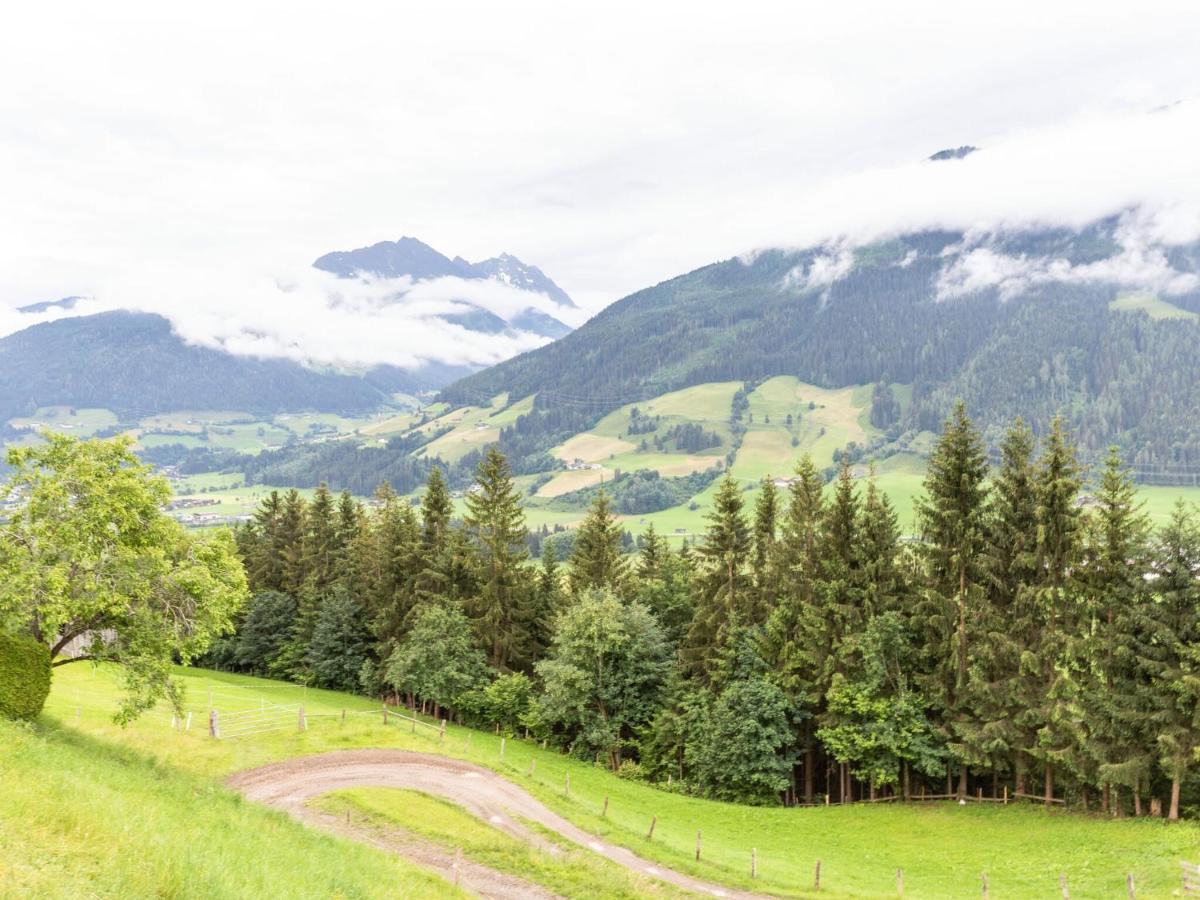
[{"left": 0, "top": 632, "right": 51, "bottom": 720}]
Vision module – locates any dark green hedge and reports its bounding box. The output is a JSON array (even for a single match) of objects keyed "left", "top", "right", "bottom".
[{"left": 0, "top": 632, "right": 51, "bottom": 720}]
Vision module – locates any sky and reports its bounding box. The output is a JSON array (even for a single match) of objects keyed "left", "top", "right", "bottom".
[{"left": 2, "top": 1, "right": 1199, "bottom": 367}]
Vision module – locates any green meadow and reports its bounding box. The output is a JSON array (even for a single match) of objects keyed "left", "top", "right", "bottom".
[{"left": 7, "top": 663, "right": 1198, "bottom": 899}]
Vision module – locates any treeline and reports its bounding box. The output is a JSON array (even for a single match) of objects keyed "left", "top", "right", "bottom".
[
  {"left": 554, "top": 468, "right": 721, "bottom": 516},
  {"left": 209, "top": 405, "right": 1200, "bottom": 818}
]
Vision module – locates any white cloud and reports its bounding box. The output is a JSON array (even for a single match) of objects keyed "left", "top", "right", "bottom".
[
  {"left": 1, "top": 0, "right": 1199, "bottom": 369},
  {"left": 934, "top": 211, "right": 1200, "bottom": 301},
  {"left": 2, "top": 270, "right": 559, "bottom": 369}
]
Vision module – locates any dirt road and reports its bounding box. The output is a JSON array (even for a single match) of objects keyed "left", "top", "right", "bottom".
[{"left": 228, "top": 749, "right": 765, "bottom": 899}]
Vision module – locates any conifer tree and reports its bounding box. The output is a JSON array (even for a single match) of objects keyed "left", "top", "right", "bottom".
[
  {"left": 763, "top": 454, "right": 826, "bottom": 800},
  {"left": 637, "top": 522, "right": 667, "bottom": 581},
  {"left": 859, "top": 468, "right": 902, "bottom": 617},
  {"left": 1084, "top": 447, "right": 1152, "bottom": 813},
  {"left": 278, "top": 488, "right": 308, "bottom": 597},
  {"left": 975, "top": 419, "right": 1039, "bottom": 790},
  {"left": 915, "top": 400, "right": 989, "bottom": 797},
  {"left": 412, "top": 467, "right": 456, "bottom": 607},
  {"left": 750, "top": 478, "right": 780, "bottom": 626},
  {"left": 685, "top": 474, "right": 752, "bottom": 680},
  {"left": 1027, "top": 416, "right": 1086, "bottom": 804},
  {"left": 421, "top": 467, "right": 453, "bottom": 553},
  {"left": 1140, "top": 503, "right": 1200, "bottom": 820},
  {"left": 246, "top": 490, "right": 285, "bottom": 592},
  {"left": 569, "top": 492, "right": 628, "bottom": 595},
  {"left": 464, "top": 447, "right": 530, "bottom": 671}
]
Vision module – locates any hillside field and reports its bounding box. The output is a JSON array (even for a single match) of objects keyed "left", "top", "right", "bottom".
[{"left": 9, "top": 663, "right": 1199, "bottom": 899}]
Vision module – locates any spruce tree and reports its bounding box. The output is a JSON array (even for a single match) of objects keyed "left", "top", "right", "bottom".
[
  {"left": 421, "top": 467, "right": 453, "bottom": 554},
  {"left": 246, "top": 490, "right": 285, "bottom": 592},
  {"left": 464, "top": 447, "right": 530, "bottom": 671},
  {"left": 750, "top": 478, "right": 780, "bottom": 627},
  {"left": 685, "top": 474, "right": 752, "bottom": 680},
  {"left": 1140, "top": 503, "right": 1200, "bottom": 820},
  {"left": 1084, "top": 447, "right": 1152, "bottom": 813},
  {"left": 1027, "top": 416, "right": 1086, "bottom": 804},
  {"left": 763, "top": 454, "right": 826, "bottom": 800},
  {"left": 976, "top": 419, "right": 1039, "bottom": 791},
  {"left": 569, "top": 491, "right": 628, "bottom": 595},
  {"left": 915, "top": 400, "right": 989, "bottom": 798}
]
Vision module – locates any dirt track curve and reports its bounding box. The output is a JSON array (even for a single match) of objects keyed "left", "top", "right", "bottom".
[{"left": 228, "top": 749, "right": 767, "bottom": 899}]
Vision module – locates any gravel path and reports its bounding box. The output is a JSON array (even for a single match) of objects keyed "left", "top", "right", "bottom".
[{"left": 227, "top": 749, "right": 766, "bottom": 899}]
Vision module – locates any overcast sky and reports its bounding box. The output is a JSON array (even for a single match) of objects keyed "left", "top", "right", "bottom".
[{"left": 2, "top": 1, "right": 1199, "bottom": 364}]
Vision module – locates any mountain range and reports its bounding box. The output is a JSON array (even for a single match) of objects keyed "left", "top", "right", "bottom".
[
  {"left": 445, "top": 215, "right": 1200, "bottom": 468},
  {"left": 0, "top": 238, "right": 575, "bottom": 421}
]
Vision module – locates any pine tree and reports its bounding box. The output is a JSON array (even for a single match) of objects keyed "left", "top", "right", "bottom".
[
  {"left": 246, "top": 490, "right": 285, "bottom": 592},
  {"left": 858, "top": 467, "right": 902, "bottom": 618},
  {"left": 1027, "top": 416, "right": 1086, "bottom": 804},
  {"left": 569, "top": 492, "right": 628, "bottom": 595},
  {"left": 421, "top": 467, "right": 453, "bottom": 554},
  {"left": 1084, "top": 447, "right": 1153, "bottom": 813},
  {"left": 915, "top": 400, "right": 989, "bottom": 798},
  {"left": 464, "top": 447, "right": 530, "bottom": 671},
  {"left": 303, "top": 483, "right": 341, "bottom": 596},
  {"left": 637, "top": 523, "right": 667, "bottom": 581},
  {"left": 975, "top": 420, "right": 1039, "bottom": 791},
  {"left": 685, "top": 475, "right": 752, "bottom": 680},
  {"left": 278, "top": 489, "right": 308, "bottom": 597},
  {"left": 763, "top": 454, "right": 826, "bottom": 801},
  {"left": 750, "top": 478, "right": 780, "bottom": 627},
  {"left": 1140, "top": 503, "right": 1200, "bottom": 820}
]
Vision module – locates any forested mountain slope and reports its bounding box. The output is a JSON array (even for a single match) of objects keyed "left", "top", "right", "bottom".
[
  {"left": 0, "top": 311, "right": 389, "bottom": 421},
  {"left": 444, "top": 218, "right": 1200, "bottom": 468}
]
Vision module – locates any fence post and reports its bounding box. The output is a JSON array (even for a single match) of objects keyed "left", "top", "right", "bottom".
[
  {"left": 695, "top": 831, "right": 701, "bottom": 861},
  {"left": 1060, "top": 874, "right": 1069, "bottom": 899},
  {"left": 382, "top": 707, "right": 388, "bottom": 725},
  {"left": 340, "top": 708, "right": 345, "bottom": 725},
  {"left": 298, "top": 706, "right": 306, "bottom": 732},
  {"left": 500, "top": 737, "right": 505, "bottom": 759},
  {"left": 814, "top": 859, "right": 821, "bottom": 891},
  {"left": 1126, "top": 873, "right": 1136, "bottom": 898},
  {"left": 897, "top": 868, "right": 904, "bottom": 896},
  {"left": 981, "top": 872, "right": 989, "bottom": 898},
  {"left": 453, "top": 846, "right": 462, "bottom": 886},
  {"left": 440, "top": 719, "right": 446, "bottom": 743},
  {"left": 528, "top": 758, "right": 536, "bottom": 777},
  {"left": 602, "top": 796, "right": 609, "bottom": 817},
  {"left": 1004, "top": 785, "right": 1008, "bottom": 805},
  {"left": 647, "top": 815, "right": 656, "bottom": 841},
  {"left": 411, "top": 713, "right": 416, "bottom": 733},
  {"left": 564, "top": 773, "right": 570, "bottom": 796},
  {"left": 209, "top": 709, "right": 219, "bottom": 739},
  {"left": 185, "top": 711, "right": 192, "bottom": 732},
  {"left": 751, "top": 847, "right": 757, "bottom": 879}
]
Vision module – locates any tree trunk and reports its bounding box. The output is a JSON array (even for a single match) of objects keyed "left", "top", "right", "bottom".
[
  {"left": 1169, "top": 775, "right": 1181, "bottom": 821},
  {"left": 804, "top": 745, "right": 815, "bottom": 803},
  {"left": 903, "top": 761, "right": 911, "bottom": 801},
  {"left": 1101, "top": 783, "right": 1110, "bottom": 814},
  {"left": 945, "top": 768, "right": 952, "bottom": 796},
  {"left": 869, "top": 779, "right": 877, "bottom": 802},
  {"left": 1044, "top": 763, "right": 1054, "bottom": 807},
  {"left": 957, "top": 765, "right": 968, "bottom": 800},
  {"left": 1133, "top": 783, "right": 1143, "bottom": 817},
  {"left": 1016, "top": 753, "right": 1027, "bottom": 796}
]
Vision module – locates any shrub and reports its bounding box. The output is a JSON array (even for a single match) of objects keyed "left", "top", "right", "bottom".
[{"left": 0, "top": 632, "right": 51, "bottom": 720}]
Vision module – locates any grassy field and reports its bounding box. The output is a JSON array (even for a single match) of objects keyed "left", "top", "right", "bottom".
[
  {"left": 0, "top": 718, "right": 455, "bottom": 899},
  {"left": 22, "top": 663, "right": 1200, "bottom": 899},
  {"left": 317, "top": 789, "right": 689, "bottom": 900},
  {"left": 1109, "top": 293, "right": 1199, "bottom": 322}
]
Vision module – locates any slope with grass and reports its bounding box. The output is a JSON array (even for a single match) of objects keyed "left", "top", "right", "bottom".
[
  {"left": 0, "top": 719, "right": 455, "bottom": 899},
  {"left": 23, "top": 663, "right": 1200, "bottom": 899}
]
